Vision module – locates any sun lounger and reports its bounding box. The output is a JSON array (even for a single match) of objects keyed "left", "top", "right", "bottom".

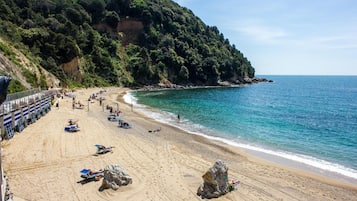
[
  {"left": 94, "top": 144, "right": 113, "bottom": 155},
  {"left": 107, "top": 114, "right": 120, "bottom": 121},
  {"left": 80, "top": 169, "right": 104, "bottom": 181},
  {"left": 64, "top": 125, "right": 80, "bottom": 132},
  {"left": 118, "top": 119, "right": 131, "bottom": 129}
]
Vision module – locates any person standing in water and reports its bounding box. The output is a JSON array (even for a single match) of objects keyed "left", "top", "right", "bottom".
[{"left": 177, "top": 113, "right": 180, "bottom": 122}]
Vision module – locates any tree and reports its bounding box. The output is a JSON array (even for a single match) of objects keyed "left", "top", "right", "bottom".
[
  {"left": 129, "top": 0, "right": 147, "bottom": 16},
  {"left": 178, "top": 65, "right": 189, "bottom": 82},
  {"left": 104, "top": 11, "right": 120, "bottom": 28},
  {"left": 0, "top": 0, "right": 15, "bottom": 21},
  {"left": 202, "top": 57, "right": 220, "bottom": 85},
  {"left": 65, "top": 8, "right": 83, "bottom": 25}
]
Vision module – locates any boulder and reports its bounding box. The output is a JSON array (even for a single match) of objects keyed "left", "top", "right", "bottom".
[
  {"left": 99, "top": 164, "right": 132, "bottom": 191},
  {"left": 197, "top": 160, "right": 229, "bottom": 199}
]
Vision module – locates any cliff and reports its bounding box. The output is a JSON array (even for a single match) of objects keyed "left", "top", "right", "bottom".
[{"left": 0, "top": 38, "right": 59, "bottom": 91}]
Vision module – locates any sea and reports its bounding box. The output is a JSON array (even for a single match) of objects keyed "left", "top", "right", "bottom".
[{"left": 124, "top": 75, "right": 357, "bottom": 184}]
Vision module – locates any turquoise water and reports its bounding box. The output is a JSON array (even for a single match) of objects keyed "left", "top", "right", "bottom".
[{"left": 125, "top": 76, "right": 357, "bottom": 180}]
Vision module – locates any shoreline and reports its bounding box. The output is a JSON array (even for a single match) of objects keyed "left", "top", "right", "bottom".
[
  {"left": 244, "top": 149, "right": 357, "bottom": 187},
  {"left": 133, "top": 77, "right": 273, "bottom": 91},
  {"left": 123, "top": 90, "right": 357, "bottom": 187},
  {"left": 2, "top": 87, "right": 356, "bottom": 201}
]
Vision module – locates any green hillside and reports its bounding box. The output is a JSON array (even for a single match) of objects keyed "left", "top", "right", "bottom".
[{"left": 0, "top": 0, "right": 255, "bottom": 88}]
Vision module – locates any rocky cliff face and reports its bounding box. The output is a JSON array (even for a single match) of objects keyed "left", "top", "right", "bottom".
[
  {"left": 0, "top": 52, "right": 31, "bottom": 89},
  {"left": 93, "top": 19, "right": 144, "bottom": 46},
  {"left": 0, "top": 37, "right": 59, "bottom": 89},
  {"left": 60, "top": 56, "right": 83, "bottom": 80},
  {"left": 117, "top": 19, "right": 144, "bottom": 46}
]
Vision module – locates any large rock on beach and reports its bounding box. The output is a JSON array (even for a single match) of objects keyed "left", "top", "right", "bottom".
[
  {"left": 99, "top": 164, "right": 132, "bottom": 191},
  {"left": 197, "top": 160, "right": 229, "bottom": 199}
]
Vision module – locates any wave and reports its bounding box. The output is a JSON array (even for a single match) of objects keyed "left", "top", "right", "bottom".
[{"left": 123, "top": 91, "right": 357, "bottom": 181}]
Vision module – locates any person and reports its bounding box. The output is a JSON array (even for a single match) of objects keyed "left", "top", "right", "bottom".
[
  {"left": 154, "top": 127, "right": 161, "bottom": 132},
  {"left": 148, "top": 127, "right": 161, "bottom": 133},
  {"left": 228, "top": 180, "right": 240, "bottom": 191},
  {"left": 68, "top": 119, "right": 78, "bottom": 126},
  {"left": 177, "top": 113, "right": 180, "bottom": 122}
]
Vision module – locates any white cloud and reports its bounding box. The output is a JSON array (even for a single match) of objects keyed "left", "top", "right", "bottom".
[
  {"left": 311, "top": 35, "right": 357, "bottom": 49},
  {"left": 237, "top": 25, "right": 287, "bottom": 43},
  {"left": 230, "top": 22, "right": 357, "bottom": 49}
]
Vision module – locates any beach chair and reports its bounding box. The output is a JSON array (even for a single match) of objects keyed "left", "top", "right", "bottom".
[
  {"left": 107, "top": 114, "right": 120, "bottom": 121},
  {"left": 118, "top": 119, "right": 131, "bottom": 129},
  {"left": 80, "top": 169, "right": 104, "bottom": 181},
  {"left": 64, "top": 124, "right": 80, "bottom": 132},
  {"left": 94, "top": 144, "right": 113, "bottom": 155}
]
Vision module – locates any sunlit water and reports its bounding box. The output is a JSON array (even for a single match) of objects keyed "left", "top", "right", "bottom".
[{"left": 125, "top": 76, "right": 357, "bottom": 181}]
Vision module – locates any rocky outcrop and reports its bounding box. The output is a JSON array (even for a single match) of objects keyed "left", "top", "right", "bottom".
[
  {"left": 0, "top": 37, "right": 60, "bottom": 88},
  {"left": 60, "top": 56, "right": 83, "bottom": 80},
  {"left": 99, "top": 164, "right": 132, "bottom": 191},
  {"left": 93, "top": 19, "right": 144, "bottom": 46},
  {"left": 197, "top": 160, "right": 229, "bottom": 199},
  {"left": 233, "top": 77, "right": 273, "bottom": 85},
  {"left": 117, "top": 19, "right": 144, "bottom": 46}
]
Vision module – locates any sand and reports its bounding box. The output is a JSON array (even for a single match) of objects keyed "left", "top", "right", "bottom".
[{"left": 2, "top": 87, "right": 356, "bottom": 201}]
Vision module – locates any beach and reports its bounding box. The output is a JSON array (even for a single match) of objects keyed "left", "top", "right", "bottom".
[{"left": 2, "top": 87, "right": 356, "bottom": 201}]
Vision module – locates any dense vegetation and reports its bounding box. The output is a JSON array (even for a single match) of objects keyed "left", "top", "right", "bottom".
[{"left": 0, "top": 0, "right": 255, "bottom": 87}]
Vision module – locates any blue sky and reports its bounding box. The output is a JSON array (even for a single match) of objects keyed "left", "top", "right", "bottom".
[{"left": 172, "top": 0, "right": 357, "bottom": 75}]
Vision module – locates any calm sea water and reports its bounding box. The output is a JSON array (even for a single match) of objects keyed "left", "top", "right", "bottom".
[{"left": 125, "top": 76, "right": 357, "bottom": 180}]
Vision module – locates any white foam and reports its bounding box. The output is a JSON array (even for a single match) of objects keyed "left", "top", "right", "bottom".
[
  {"left": 124, "top": 91, "right": 357, "bottom": 181},
  {"left": 123, "top": 92, "right": 137, "bottom": 105}
]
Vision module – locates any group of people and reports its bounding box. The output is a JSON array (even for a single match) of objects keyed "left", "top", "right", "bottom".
[
  {"left": 106, "top": 105, "right": 121, "bottom": 116},
  {"left": 72, "top": 100, "right": 84, "bottom": 110},
  {"left": 148, "top": 127, "right": 161, "bottom": 133}
]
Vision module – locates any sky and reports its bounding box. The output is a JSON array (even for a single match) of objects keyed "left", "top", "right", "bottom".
[{"left": 172, "top": 0, "right": 357, "bottom": 75}]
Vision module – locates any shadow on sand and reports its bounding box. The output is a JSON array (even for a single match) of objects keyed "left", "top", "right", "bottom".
[{"left": 77, "top": 177, "right": 100, "bottom": 185}]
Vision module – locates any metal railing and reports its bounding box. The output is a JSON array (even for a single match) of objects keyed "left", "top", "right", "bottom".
[
  {"left": 0, "top": 89, "right": 58, "bottom": 115},
  {"left": 5, "top": 88, "right": 41, "bottom": 102}
]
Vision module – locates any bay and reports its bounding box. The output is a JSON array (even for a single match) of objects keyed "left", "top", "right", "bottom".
[{"left": 126, "top": 76, "right": 357, "bottom": 180}]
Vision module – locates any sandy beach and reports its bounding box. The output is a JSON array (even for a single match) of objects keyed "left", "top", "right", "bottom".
[{"left": 2, "top": 87, "right": 356, "bottom": 201}]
